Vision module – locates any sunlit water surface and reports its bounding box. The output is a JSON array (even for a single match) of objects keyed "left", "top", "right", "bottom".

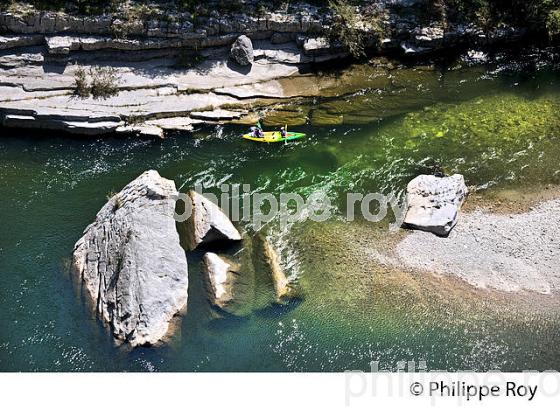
[{"left": 1, "top": 53, "right": 560, "bottom": 371}]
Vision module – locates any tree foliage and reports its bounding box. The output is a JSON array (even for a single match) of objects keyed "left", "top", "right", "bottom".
[
  {"left": 328, "top": 0, "right": 366, "bottom": 58},
  {"left": 437, "top": 0, "right": 560, "bottom": 33}
]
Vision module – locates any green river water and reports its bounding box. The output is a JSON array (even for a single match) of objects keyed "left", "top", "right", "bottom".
[{"left": 1, "top": 49, "right": 560, "bottom": 371}]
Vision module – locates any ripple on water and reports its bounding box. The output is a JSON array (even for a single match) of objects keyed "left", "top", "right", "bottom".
[{"left": 2, "top": 59, "right": 560, "bottom": 371}]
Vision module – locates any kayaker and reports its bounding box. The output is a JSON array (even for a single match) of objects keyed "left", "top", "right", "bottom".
[
  {"left": 250, "top": 123, "right": 263, "bottom": 138},
  {"left": 254, "top": 120, "right": 263, "bottom": 138},
  {"left": 280, "top": 125, "right": 287, "bottom": 138}
]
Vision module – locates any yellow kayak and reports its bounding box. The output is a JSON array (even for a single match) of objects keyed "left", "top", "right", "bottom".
[{"left": 242, "top": 131, "right": 306, "bottom": 143}]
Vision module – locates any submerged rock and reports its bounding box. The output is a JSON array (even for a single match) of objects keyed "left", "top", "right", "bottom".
[
  {"left": 184, "top": 190, "right": 242, "bottom": 250},
  {"left": 201, "top": 252, "right": 254, "bottom": 316},
  {"left": 261, "top": 237, "right": 291, "bottom": 301},
  {"left": 202, "top": 252, "right": 236, "bottom": 310},
  {"left": 71, "top": 170, "right": 189, "bottom": 347},
  {"left": 403, "top": 174, "right": 468, "bottom": 236},
  {"left": 252, "top": 234, "right": 296, "bottom": 303},
  {"left": 202, "top": 231, "right": 300, "bottom": 316},
  {"left": 230, "top": 35, "right": 254, "bottom": 66}
]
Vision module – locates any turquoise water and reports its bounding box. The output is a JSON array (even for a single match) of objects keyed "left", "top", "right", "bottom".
[{"left": 1, "top": 55, "right": 560, "bottom": 371}]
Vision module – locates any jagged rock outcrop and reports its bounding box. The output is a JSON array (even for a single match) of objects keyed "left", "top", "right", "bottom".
[
  {"left": 302, "top": 37, "right": 331, "bottom": 55},
  {"left": 0, "top": 34, "right": 44, "bottom": 49},
  {"left": 201, "top": 234, "right": 299, "bottom": 317},
  {"left": 230, "top": 35, "right": 254, "bottom": 66},
  {"left": 0, "top": 4, "right": 529, "bottom": 55},
  {"left": 201, "top": 251, "right": 254, "bottom": 316},
  {"left": 403, "top": 174, "right": 468, "bottom": 236},
  {"left": 184, "top": 190, "right": 241, "bottom": 250},
  {"left": 71, "top": 170, "right": 189, "bottom": 347},
  {"left": 202, "top": 252, "right": 236, "bottom": 310},
  {"left": 253, "top": 234, "right": 296, "bottom": 303},
  {"left": 0, "top": 8, "right": 324, "bottom": 39},
  {"left": 44, "top": 35, "right": 189, "bottom": 55},
  {"left": 262, "top": 238, "right": 291, "bottom": 301}
]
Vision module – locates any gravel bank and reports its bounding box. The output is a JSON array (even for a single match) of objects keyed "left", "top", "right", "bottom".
[{"left": 394, "top": 198, "right": 560, "bottom": 294}]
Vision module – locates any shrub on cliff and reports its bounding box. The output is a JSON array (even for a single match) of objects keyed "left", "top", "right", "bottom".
[
  {"left": 73, "top": 66, "right": 120, "bottom": 99},
  {"left": 547, "top": 9, "right": 560, "bottom": 37},
  {"left": 433, "top": 0, "right": 560, "bottom": 35},
  {"left": 328, "top": 0, "right": 366, "bottom": 58},
  {"left": 90, "top": 66, "right": 120, "bottom": 98},
  {"left": 74, "top": 66, "right": 89, "bottom": 97}
]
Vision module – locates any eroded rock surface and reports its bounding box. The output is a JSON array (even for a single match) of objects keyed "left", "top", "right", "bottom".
[
  {"left": 261, "top": 237, "right": 291, "bottom": 301},
  {"left": 252, "top": 234, "right": 296, "bottom": 303},
  {"left": 72, "top": 170, "right": 188, "bottom": 347},
  {"left": 201, "top": 251, "right": 255, "bottom": 316},
  {"left": 202, "top": 252, "right": 235, "bottom": 309},
  {"left": 0, "top": 49, "right": 299, "bottom": 136},
  {"left": 185, "top": 190, "right": 241, "bottom": 250},
  {"left": 403, "top": 174, "right": 468, "bottom": 236}
]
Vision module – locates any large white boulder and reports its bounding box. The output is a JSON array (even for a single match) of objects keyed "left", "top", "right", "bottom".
[
  {"left": 403, "top": 174, "right": 468, "bottom": 236},
  {"left": 184, "top": 190, "right": 241, "bottom": 250},
  {"left": 72, "top": 170, "right": 189, "bottom": 347}
]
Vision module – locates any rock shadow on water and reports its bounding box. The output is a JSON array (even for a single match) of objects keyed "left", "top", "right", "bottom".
[
  {"left": 254, "top": 297, "right": 303, "bottom": 319},
  {"left": 206, "top": 309, "right": 252, "bottom": 332}
]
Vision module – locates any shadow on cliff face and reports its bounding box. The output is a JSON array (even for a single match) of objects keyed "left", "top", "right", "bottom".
[
  {"left": 42, "top": 62, "right": 67, "bottom": 74},
  {"left": 226, "top": 59, "right": 252, "bottom": 75}
]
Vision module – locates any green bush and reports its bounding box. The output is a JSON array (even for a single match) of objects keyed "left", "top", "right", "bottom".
[
  {"left": 546, "top": 9, "right": 560, "bottom": 36},
  {"left": 74, "top": 66, "right": 120, "bottom": 99},
  {"left": 74, "top": 66, "right": 89, "bottom": 97},
  {"left": 328, "top": 0, "right": 366, "bottom": 58},
  {"left": 441, "top": 0, "right": 560, "bottom": 31}
]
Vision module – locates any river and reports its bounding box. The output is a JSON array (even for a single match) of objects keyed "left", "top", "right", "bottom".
[{"left": 1, "top": 49, "right": 559, "bottom": 371}]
